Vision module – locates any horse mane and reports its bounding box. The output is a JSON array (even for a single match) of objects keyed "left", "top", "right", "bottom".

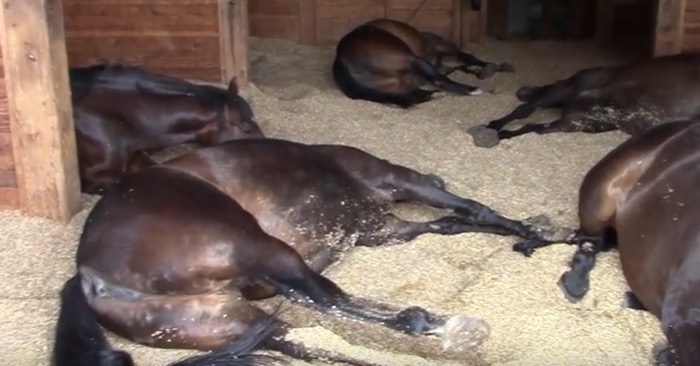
[{"left": 68, "top": 62, "right": 229, "bottom": 106}]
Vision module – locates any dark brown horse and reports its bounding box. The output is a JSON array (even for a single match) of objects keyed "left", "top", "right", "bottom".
[
  {"left": 521, "top": 120, "right": 700, "bottom": 365},
  {"left": 333, "top": 18, "right": 514, "bottom": 108},
  {"left": 70, "top": 63, "right": 264, "bottom": 195},
  {"left": 52, "top": 138, "right": 558, "bottom": 366},
  {"left": 468, "top": 54, "right": 700, "bottom": 147}
]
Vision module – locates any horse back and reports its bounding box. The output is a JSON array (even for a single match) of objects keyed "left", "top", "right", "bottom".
[
  {"left": 577, "top": 120, "right": 697, "bottom": 234},
  {"left": 363, "top": 18, "right": 425, "bottom": 57},
  {"left": 162, "top": 140, "right": 385, "bottom": 250}
]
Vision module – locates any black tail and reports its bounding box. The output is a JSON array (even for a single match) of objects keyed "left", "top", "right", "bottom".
[
  {"left": 51, "top": 274, "right": 284, "bottom": 366},
  {"left": 51, "top": 274, "right": 134, "bottom": 366},
  {"left": 332, "top": 56, "right": 434, "bottom": 108}
]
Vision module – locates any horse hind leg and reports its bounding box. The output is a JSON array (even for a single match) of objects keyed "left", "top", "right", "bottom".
[
  {"left": 80, "top": 268, "right": 384, "bottom": 366},
  {"left": 472, "top": 66, "right": 618, "bottom": 147},
  {"left": 313, "top": 144, "right": 553, "bottom": 242},
  {"left": 410, "top": 57, "right": 483, "bottom": 96},
  {"left": 420, "top": 31, "right": 514, "bottom": 79}
]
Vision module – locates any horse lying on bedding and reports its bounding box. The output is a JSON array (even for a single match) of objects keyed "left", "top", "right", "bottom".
[{"left": 53, "top": 137, "right": 558, "bottom": 366}]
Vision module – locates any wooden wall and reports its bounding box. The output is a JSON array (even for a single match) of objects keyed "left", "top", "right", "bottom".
[
  {"left": 62, "top": 0, "right": 225, "bottom": 82},
  {"left": 250, "top": 0, "right": 459, "bottom": 45},
  {"left": 0, "top": 41, "right": 17, "bottom": 208},
  {"left": 683, "top": 0, "right": 700, "bottom": 52}
]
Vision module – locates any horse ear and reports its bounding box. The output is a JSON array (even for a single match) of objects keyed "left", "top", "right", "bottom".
[{"left": 227, "top": 77, "right": 239, "bottom": 97}]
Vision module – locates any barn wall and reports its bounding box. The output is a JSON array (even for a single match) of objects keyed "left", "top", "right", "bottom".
[
  {"left": 62, "top": 0, "right": 224, "bottom": 82},
  {"left": 683, "top": 0, "right": 700, "bottom": 52},
  {"left": 250, "top": 0, "right": 458, "bottom": 45},
  {"left": 0, "top": 40, "right": 18, "bottom": 208}
]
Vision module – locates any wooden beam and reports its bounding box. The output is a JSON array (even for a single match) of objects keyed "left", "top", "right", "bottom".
[
  {"left": 219, "top": 0, "right": 249, "bottom": 86},
  {"left": 0, "top": 0, "right": 81, "bottom": 223},
  {"left": 461, "top": 0, "right": 487, "bottom": 47},
  {"left": 653, "top": 0, "right": 686, "bottom": 56}
]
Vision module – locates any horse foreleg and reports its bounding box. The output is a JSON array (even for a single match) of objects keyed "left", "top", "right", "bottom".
[
  {"left": 411, "top": 58, "right": 483, "bottom": 96},
  {"left": 357, "top": 213, "right": 516, "bottom": 247},
  {"left": 496, "top": 110, "right": 619, "bottom": 143}
]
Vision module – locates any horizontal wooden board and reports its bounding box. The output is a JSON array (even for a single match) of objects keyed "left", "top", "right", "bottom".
[
  {"left": 65, "top": 36, "right": 221, "bottom": 81},
  {"left": 250, "top": 0, "right": 300, "bottom": 16},
  {"left": 389, "top": 0, "right": 453, "bottom": 10},
  {"left": 389, "top": 9, "right": 454, "bottom": 38},
  {"left": 250, "top": 15, "right": 301, "bottom": 42},
  {"left": 63, "top": 3, "right": 218, "bottom": 33},
  {"left": 0, "top": 186, "right": 18, "bottom": 208},
  {"left": 315, "top": 16, "right": 382, "bottom": 44},
  {"left": 316, "top": 0, "right": 385, "bottom": 18},
  {"left": 686, "top": 0, "right": 700, "bottom": 24}
]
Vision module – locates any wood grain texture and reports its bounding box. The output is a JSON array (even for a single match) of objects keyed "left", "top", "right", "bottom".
[
  {"left": 0, "top": 0, "right": 81, "bottom": 222},
  {"left": 63, "top": 1, "right": 224, "bottom": 82},
  {"left": 250, "top": 0, "right": 460, "bottom": 45}
]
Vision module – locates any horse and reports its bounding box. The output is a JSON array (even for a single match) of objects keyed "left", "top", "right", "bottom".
[
  {"left": 467, "top": 54, "right": 700, "bottom": 148},
  {"left": 52, "top": 137, "right": 560, "bottom": 366},
  {"left": 69, "top": 63, "right": 265, "bottom": 195},
  {"left": 333, "top": 18, "right": 514, "bottom": 108},
  {"left": 521, "top": 119, "right": 700, "bottom": 365}
]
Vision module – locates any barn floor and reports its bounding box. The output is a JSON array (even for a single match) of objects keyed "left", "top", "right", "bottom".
[{"left": 1, "top": 37, "right": 667, "bottom": 366}]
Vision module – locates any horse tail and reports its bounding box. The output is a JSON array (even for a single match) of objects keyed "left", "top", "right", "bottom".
[
  {"left": 332, "top": 56, "right": 431, "bottom": 108},
  {"left": 51, "top": 274, "right": 134, "bottom": 366},
  {"left": 51, "top": 273, "right": 283, "bottom": 366}
]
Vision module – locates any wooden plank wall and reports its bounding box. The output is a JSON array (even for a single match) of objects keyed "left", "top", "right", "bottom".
[
  {"left": 683, "top": 0, "right": 700, "bottom": 52},
  {"left": 0, "top": 41, "right": 18, "bottom": 208},
  {"left": 62, "top": 0, "right": 223, "bottom": 82},
  {"left": 250, "top": 0, "right": 458, "bottom": 46}
]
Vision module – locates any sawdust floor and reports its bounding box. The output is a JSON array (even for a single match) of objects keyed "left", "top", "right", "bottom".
[{"left": 1, "top": 38, "right": 666, "bottom": 366}]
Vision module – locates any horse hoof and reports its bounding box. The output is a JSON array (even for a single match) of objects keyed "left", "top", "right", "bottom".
[
  {"left": 499, "top": 62, "right": 515, "bottom": 73},
  {"left": 441, "top": 314, "right": 491, "bottom": 352},
  {"left": 425, "top": 174, "right": 446, "bottom": 190},
  {"left": 394, "top": 306, "right": 442, "bottom": 335},
  {"left": 654, "top": 347, "right": 674, "bottom": 366},
  {"left": 512, "top": 240, "right": 536, "bottom": 257},
  {"left": 476, "top": 68, "right": 496, "bottom": 80},
  {"left": 557, "top": 271, "right": 588, "bottom": 303},
  {"left": 524, "top": 214, "right": 551, "bottom": 228},
  {"left": 467, "top": 125, "right": 500, "bottom": 148}
]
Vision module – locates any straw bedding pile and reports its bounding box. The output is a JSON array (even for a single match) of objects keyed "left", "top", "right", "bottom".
[{"left": 0, "top": 37, "right": 666, "bottom": 366}]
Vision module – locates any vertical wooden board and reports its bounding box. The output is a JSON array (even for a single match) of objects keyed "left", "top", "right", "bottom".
[
  {"left": 0, "top": 0, "right": 81, "bottom": 222},
  {"left": 249, "top": 0, "right": 301, "bottom": 42},
  {"left": 299, "top": 0, "right": 316, "bottom": 44},
  {"left": 653, "top": 0, "right": 686, "bottom": 56},
  {"left": 226, "top": 0, "right": 249, "bottom": 85}
]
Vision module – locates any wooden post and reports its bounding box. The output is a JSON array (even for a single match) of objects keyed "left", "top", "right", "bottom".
[
  {"left": 461, "top": 0, "right": 488, "bottom": 47},
  {"left": 219, "top": 0, "right": 249, "bottom": 86},
  {"left": 652, "top": 0, "right": 686, "bottom": 56},
  {"left": 0, "top": 0, "right": 80, "bottom": 223}
]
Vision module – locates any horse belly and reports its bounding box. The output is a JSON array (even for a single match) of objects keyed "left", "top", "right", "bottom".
[{"left": 243, "top": 189, "right": 386, "bottom": 266}]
